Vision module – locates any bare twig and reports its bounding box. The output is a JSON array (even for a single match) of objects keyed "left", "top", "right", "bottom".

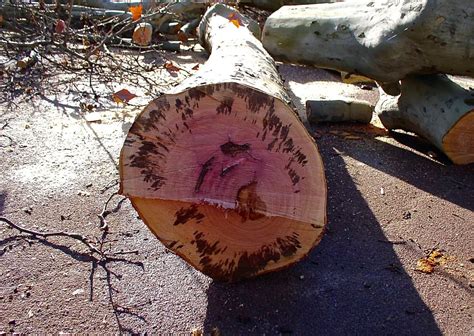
[
  {"left": 377, "top": 239, "right": 407, "bottom": 245},
  {"left": 0, "top": 216, "right": 102, "bottom": 255},
  {"left": 98, "top": 192, "right": 126, "bottom": 231},
  {"left": 0, "top": 134, "right": 15, "bottom": 147}
]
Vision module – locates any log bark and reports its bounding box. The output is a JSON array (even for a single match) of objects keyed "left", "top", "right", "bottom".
[
  {"left": 120, "top": 4, "right": 327, "bottom": 282},
  {"left": 262, "top": 0, "right": 474, "bottom": 83},
  {"left": 376, "top": 75, "right": 474, "bottom": 165}
]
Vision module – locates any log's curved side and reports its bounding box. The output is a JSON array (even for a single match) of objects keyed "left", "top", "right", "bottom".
[
  {"left": 376, "top": 75, "right": 474, "bottom": 165},
  {"left": 119, "top": 4, "right": 327, "bottom": 281},
  {"left": 262, "top": 0, "right": 474, "bottom": 83}
]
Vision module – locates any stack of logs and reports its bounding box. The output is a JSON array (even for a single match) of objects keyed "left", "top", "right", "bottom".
[{"left": 262, "top": 0, "right": 474, "bottom": 165}]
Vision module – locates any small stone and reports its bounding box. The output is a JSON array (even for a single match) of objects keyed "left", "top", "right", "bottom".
[
  {"left": 299, "top": 275, "right": 305, "bottom": 280},
  {"left": 403, "top": 211, "right": 412, "bottom": 220},
  {"left": 8, "top": 319, "right": 15, "bottom": 325},
  {"left": 72, "top": 288, "right": 84, "bottom": 296},
  {"left": 380, "top": 187, "right": 385, "bottom": 195},
  {"left": 22, "top": 207, "right": 33, "bottom": 215},
  {"left": 77, "top": 190, "right": 90, "bottom": 197}
]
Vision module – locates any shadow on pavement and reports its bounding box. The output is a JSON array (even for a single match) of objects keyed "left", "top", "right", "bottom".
[
  {"left": 353, "top": 129, "right": 474, "bottom": 212},
  {"left": 0, "top": 191, "right": 6, "bottom": 215},
  {"left": 203, "top": 129, "right": 442, "bottom": 335}
]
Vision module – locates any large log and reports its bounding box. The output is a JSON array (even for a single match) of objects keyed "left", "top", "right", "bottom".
[
  {"left": 262, "top": 0, "right": 474, "bottom": 83},
  {"left": 119, "top": 4, "right": 327, "bottom": 282},
  {"left": 376, "top": 75, "right": 474, "bottom": 165}
]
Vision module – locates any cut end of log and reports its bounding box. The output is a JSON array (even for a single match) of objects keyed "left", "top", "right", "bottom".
[
  {"left": 443, "top": 110, "right": 474, "bottom": 165},
  {"left": 131, "top": 197, "right": 325, "bottom": 282},
  {"left": 120, "top": 83, "right": 327, "bottom": 281},
  {"left": 133, "top": 23, "right": 153, "bottom": 46}
]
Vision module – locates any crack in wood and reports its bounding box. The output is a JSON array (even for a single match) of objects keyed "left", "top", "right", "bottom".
[{"left": 194, "top": 156, "right": 215, "bottom": 193}]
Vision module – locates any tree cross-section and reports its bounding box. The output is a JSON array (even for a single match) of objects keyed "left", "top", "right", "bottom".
[{"left": 120, "top": 4, "right": 327, "bottom": 282}]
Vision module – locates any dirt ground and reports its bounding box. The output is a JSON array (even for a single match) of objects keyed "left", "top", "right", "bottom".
[{"left": 0, "top": 47, "right": 473, "bottom": 335}]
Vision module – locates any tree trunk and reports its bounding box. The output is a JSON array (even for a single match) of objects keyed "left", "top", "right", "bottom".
[
  {"left": 120, "top": 4, "right": 327, "bottom": 282},
  {"left": 262, "top": 0, "right": 474, "bottom": 83},
  {"left": 375, "top": 75, "right": 474, "bottom": 165}
]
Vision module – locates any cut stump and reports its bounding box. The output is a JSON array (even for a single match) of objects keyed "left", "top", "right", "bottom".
[{"left": 120, "top": 4, "right": 327, "bottom": 282}]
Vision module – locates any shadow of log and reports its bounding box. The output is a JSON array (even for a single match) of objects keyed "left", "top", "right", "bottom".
[{"left": 203, "top": 126, "right": 442, "bottom": 335}]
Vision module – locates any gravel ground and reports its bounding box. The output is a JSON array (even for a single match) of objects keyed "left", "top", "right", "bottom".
[{"left": 0, "top": 53, "right": 473, "bottom": 335}]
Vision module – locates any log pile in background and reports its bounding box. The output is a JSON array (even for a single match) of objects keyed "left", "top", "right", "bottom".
[
  {"left": 120, "top": 4, "right": 327, "bottom": 282},
  {"left": 261, "top": 0, "right": 474, "bottom": 164},
  {"left": 262, "top": 0, "right": 474, "bottom": 86}
]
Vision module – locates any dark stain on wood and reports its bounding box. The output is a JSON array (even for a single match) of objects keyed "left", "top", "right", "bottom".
[
  {"left": 188, "top": 88, "right": 207, "bottom": 102},
  {"left": 173, "top": 205, "right": 205, "bottom": 226},
  {"left": 220, "top": 141, "right": 250, "bottom": 157},
  {"left": 129, "top": 140, "right": 166, "bottom": 190},
  {"left": 197, "top": 234, "right": 302, "bottom": 281},
  {"left": 216, "top": 97, "right": 234, "bottom": 115},
  {"left": 236, "top": 181, "right": 266, "bottom": 222},
  {"left": 194, "top": 156, "right": 215, "bottom": 193}
]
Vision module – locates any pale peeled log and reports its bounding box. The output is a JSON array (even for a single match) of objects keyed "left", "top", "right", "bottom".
[{"left": 133, "top": 22, "right": 153, "bottom": 46}]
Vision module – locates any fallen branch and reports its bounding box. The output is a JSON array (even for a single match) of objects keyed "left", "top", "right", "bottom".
[{"left": 98, "top": 192, "right": 126, "bottom": 231}]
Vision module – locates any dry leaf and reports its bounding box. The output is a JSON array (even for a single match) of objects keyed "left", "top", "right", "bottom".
[
  {"left": 228, "top": 13, "right": 241, "bottom": 28},
  {"left": 191, "top": 64, "right": 200, "bottom": 71},
  {"left": 112, "top": 88, "right": 137, "bottom": 104},
  {"left": 55, "top": 19, "right": 66, "bottom": 34},
  {"left": 191, "top": 328, "right": 203, "bottom": 336},
  {"left": 164, "top": 61, "right": 180, "bottom": 72},
  {"left": 129, "top": 4, "right": 143, "bottom": 21},
  {"left": 177, "top": 30, "right": 188, "bottom": 43},
  {"left": 416, "top": 258, "right": 435, "bottom": 274},
  {"left": 416, "top": 249, "right": 449, "bottom": 274}
]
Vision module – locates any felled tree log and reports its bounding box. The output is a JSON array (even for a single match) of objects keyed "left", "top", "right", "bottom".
[
  {"left": 262, "top": 0, "right": 474, "bottom": 83},
  {"left": 307, "top": 99, "right": 373, "bottom": 124},
  {"left": 376, "top": 75, "right": 474, "bottom": 165},
  {"left": 120, "top": 4, "right": 327, "bottom": 282},
  {"left": 132, "top": 23, "right": 153, "bottom": 46}
]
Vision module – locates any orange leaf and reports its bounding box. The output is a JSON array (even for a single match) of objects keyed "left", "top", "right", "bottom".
[
  {"left": 112, "top": 88, "right": 137, "bottom": 104},
  {"left": 55, "top": 19, "right": 66, "bottom": 34},
  {"left": 129, "top": 4, "right": 142, "bottom": 21},
  {"left": 177, "top": 30, "right": 188, "bottom": 43},
  {"left": 228, "top": 13, "right": 241, "bottom": 28},
  {"left": 164, "top": 61, "right": 180, "bottom": 72}
]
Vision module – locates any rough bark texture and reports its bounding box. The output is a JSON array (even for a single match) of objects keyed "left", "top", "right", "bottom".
[
  {"left": 120, "top": 4, "right": 327, "bottom": 282},
  {"left": 376, "top": 75, "right": 474, "bottom": 165},
  {"left": 307, "top": 99, "right": 373, "bottom": 124},
  {"left": 262, "top": 0, "right": 474, "bottom": 83}
]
